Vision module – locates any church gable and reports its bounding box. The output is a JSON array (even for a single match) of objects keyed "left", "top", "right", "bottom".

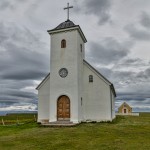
[
  {"left": 83, "top": 60, "right": 116, "bottom": 97},
  {"left": 83, "top": 60, "right": 115, "bottom": 121}
]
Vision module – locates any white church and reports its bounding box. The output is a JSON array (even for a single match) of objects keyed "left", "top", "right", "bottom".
[{"left": 36, "top": 4, "right": 116, "bottom": 125}]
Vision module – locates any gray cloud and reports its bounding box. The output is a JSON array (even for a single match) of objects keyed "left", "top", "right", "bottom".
[
  {"left": 1, "top": 89, "right": 36, "bottom": 100},
  {"left": 0, "top": 0, "right": 150, "bottom": 113},
  {"left": 97, "top": 67, "right": 112, "bottom": 79},
  {"left": 74, "top": 0, "right": 112, "bottom": 25},
  {"left": 111, "top": 67, "right": 150, "bottom": 88},
  {"left": 0, "top": 21, "right": 49, "bottom": 106},
  {"left": 0, "top": 101, "right": 18, "bottom": 108},
  {"left": 116, "top": 93, "right": 150, "bottom": 101},
  {"left": 136, "top": 68, "right": 150, "bottom": 79},
  {"left": 0, "top": 88, "right": 37, "bottom": 103},
  {"left": 86, "top": 37, "right": 130, "bottom": 65},
  {"left": 0, "top": 1, "right": 13, "bottom": 10},
  {"left": 93, "top": 56, "right": 150, "bottom": 108},
  {"left": 120, "top": 58, "right": 145, "bottom": 66},
  {"left": 0, "top": 0, "right": 32, "bottom": 11},
  {"left": 114, "top": 80, "right": 150, "bottom": 109},
  {"left": 110, "top": 58, "right": 150, "bottom": 72},
  {"left": 0, "top": 101, "right": 37, "bottom": 114},
  {"left": 124, "top": 24, "right": 150, "bottom": 41},
  {"left": 0, "top": 79, "right": 35, "bottom": 90},
  {"left": 113, "top": 68, "right": 150, "bottom": 101},
  {"left": 0, "top": 22, "right": 49, "bottom": 80},
  {"left": 140, "top": 11, "right": 150, "bottom": 28},
  {"left": 133, "top": 107, "right": 150, "bottom": 112}
]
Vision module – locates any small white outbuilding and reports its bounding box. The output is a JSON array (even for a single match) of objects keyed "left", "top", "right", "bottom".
[{"left": 36, "top": 19, "right": 116, "bottom": 124}]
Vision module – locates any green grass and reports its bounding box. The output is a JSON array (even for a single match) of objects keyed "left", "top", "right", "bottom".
[
  {"left": 0, "top": 113, "right": 150, "bottom": 150},
  {"left": 0, "top": 113, "right": 37, "bottom": 125}
]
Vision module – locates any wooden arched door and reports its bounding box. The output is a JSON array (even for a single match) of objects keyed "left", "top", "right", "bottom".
[{"left": 57, "top": 95, "right": 70, "bottom": 121}]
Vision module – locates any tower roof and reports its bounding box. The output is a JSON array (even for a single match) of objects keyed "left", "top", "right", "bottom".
[
  {"left": 47, "top": 20, "right": 87, "bottom": 43},
  {"left": 54, "top": 19, "right": 76, "bottom": 30}
]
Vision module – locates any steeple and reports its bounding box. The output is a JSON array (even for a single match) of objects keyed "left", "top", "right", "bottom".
[{"left": 47, "top": 3, "right": 87, "bottom": 43}]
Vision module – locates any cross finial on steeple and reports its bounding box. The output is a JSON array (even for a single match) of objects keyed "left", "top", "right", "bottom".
[{"left": 64, "top": 3, "right": 73, "bottom": 21}]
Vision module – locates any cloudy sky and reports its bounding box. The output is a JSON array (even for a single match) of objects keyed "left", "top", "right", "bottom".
[{"left": 0, "top": 0, "right": 150, "bottom": 114}]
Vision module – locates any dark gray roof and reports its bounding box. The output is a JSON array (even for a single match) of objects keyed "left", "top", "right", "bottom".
[
  {"left": 54, "top": 19, "right": 76, "bottom": 30},
  {"left": 47, "top": 20, "right": 87, "bottom": 43},
  {"left": 48, "top": 19, "right": 77, "bottom": 32}
]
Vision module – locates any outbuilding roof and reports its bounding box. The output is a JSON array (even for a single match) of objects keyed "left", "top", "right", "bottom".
[{"left": 118, "top": 102, "right": 132, "bottom": 109}]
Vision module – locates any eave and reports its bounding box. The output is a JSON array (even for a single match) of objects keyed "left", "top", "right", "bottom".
[{"left": 36, "top": 73, "right": 50, "bottom": 90}]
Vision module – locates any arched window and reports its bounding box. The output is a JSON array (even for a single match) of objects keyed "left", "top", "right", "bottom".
[
  {"left": 89, "top": 75, "right": 93, "bottom": 82},
  {"left": 61, "top": 39, "right": 66, "bottom": 48}
]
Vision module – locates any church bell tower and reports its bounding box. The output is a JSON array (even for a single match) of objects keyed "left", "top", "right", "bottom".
[{"left": 47, "top": 3, "right": 87, "bottom": 123}]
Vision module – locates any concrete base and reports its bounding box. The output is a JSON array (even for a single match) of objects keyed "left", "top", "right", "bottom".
[{"left": 41, "top": 121, "right": 79, "bottom": 127}]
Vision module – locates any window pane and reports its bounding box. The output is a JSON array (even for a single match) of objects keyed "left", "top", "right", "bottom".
[
  {"left": 61, "top": 39, "right": 66, "bottom": 48},
  {"left": 80, "top": 44, "right": 82, "bottom": 52},
  {"left": 89, "top": 75, "right": 93, "bottom": 82}
]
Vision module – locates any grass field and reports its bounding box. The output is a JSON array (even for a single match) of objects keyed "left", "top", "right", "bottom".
[
  {"left": 0, "top": 113, "right": 37, "bottom": 125},
  {"left": 0, "top": 113, "right": 149, "bottom": 150}
]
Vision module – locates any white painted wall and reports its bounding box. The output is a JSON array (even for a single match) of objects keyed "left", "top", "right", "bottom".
[
  {"left": 49, "top": 28, "right": 85, "bottom": 123},
  {"left": 37, "top": 77, "right": 50, "bottom": 122},
  {"left": 77, "top": 32, "right": 85, "bottom": 122},
  {"left": 37, "top": 60, "right": 115, "bottom": 123},
  {"left": 83, "top": 63, "right": 113, "bottom": 121},
  {"left": 111, "top": 91, "right": 116, "bottom": 119}
]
